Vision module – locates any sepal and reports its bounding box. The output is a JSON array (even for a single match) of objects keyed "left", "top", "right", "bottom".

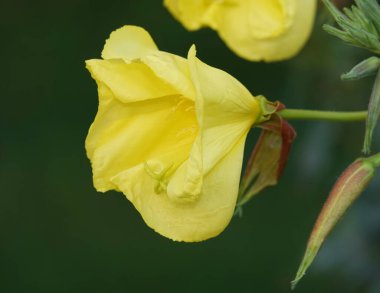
[{"left": 237, "top": 102, "right": 296, "bottom": 209}]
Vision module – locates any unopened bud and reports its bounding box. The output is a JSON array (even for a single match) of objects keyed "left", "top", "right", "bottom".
[
  {"left": 291, "top": 158, "right": 375, "bottom": 289},
  {"left": 341, "top": 56, "right": 380, "bottom": 81}
]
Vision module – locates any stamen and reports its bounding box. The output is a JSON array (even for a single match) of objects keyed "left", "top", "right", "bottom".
[{"left": 144, "top": 162, "right": 174, "bottom": 194}]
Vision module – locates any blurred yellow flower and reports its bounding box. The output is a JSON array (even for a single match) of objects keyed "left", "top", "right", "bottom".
[
  {"left": 85, "top": 26, "right": 262, "bottom": 242},
  {"left": 164, "top": 0, "right": 317, "bottom": 62}
]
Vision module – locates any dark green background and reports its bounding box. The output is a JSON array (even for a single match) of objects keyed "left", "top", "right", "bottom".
[{"left": 1, "top": 1, "right": 380, "bottom": 292}]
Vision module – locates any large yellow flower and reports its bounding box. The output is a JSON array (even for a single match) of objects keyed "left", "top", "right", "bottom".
[
  {"left": 85, "top": 26, "right": 262, "bottom": 242},
  {"left": 164, "top": 0, "right": 317, "bottom": 62}
]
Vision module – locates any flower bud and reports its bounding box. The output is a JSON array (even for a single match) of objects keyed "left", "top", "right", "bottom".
[
  {"left": 341, "top": 56, "right": 380, "bottom": 81},
  {"left": 291, "top": 158, "right": 375, "bottom": 289}
]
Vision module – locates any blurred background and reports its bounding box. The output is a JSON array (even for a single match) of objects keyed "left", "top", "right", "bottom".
[{"left": 1, "top": 0, "right": 379, "bottom": 292}]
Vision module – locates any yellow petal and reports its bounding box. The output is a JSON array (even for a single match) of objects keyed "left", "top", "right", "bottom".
[
  {"left": 111, "top": 137, "right": 247, "bottom": 242},
  {"left": 213, "top": 0, "right": 317, "bottom": 61},
  {"left": 101, "top": 25, "right": 158, "bottom": 60},
  {"left": 163, "top": 0, "right": 216, "bottom": 30},
  {"left": 140, "top": 52, "right": 196, "bottom": 100},
  {"left": 188, "top": 45, "right": 260, "bottom": 174},
  {"left": 86, "top": 59, "right": 177, "bottom": 103},
  {"left": 165, "top": 45, "right": 261, "bottom": 202},
  {"left": 164, "top": 0, "right": 317, "bottom": 62},
  {"left": 85, "top": 79, "right": 198, "bottom": 192}
]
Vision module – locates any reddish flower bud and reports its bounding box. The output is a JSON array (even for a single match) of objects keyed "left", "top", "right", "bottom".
[{"left": 291, "top": 158, "right": 376, "bottom": 289}]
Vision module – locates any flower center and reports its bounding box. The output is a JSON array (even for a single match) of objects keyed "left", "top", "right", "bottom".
[{"left": 144, "top": 162, "right": 174, "bottom": 194}]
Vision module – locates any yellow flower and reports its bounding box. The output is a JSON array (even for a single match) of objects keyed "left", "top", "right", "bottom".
[
  {"left": 85, "top": 25, "right": 262, "bottom": 242},
  {"left": 164, "top": 0, "right": 317, "bottom": 62}
]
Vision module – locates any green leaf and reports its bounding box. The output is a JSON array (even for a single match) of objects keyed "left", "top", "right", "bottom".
[
  {"left": 322, "top": 0, "right": 380, "bottom": 54},
  {"left": 356, "top": 0, "right": 380, "bottom": 33},
  {"left": 363, "top": 68, "right": 380, "bottom": 154}
]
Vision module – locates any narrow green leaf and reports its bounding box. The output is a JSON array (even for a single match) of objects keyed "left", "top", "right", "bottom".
[
  {"left": 363, "top": 68, "right": 380, "bottom": 154},
  {"left": 322, "top": 0, "right": 348, "bottom": 22},
  {"left": 323, "top": 0, "right": 380, "bottom": 54},
  {"left": 322, "top": 24, "right": 354, "bottom": 44},
  {"left": 356, "top": 0, "right": 380, "bottom": 34}
]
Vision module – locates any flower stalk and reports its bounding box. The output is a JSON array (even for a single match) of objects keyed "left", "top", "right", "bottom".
[{"left": 279, "top": 109, "right": 368, "bottom": 121}]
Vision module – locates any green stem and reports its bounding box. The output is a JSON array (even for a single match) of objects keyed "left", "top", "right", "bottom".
[
  {"left": 366, "top": 152, "right": 380, "bottom": 168},
  {"left": 279, "top": 109, "right": 368, "bottom": 122}
]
